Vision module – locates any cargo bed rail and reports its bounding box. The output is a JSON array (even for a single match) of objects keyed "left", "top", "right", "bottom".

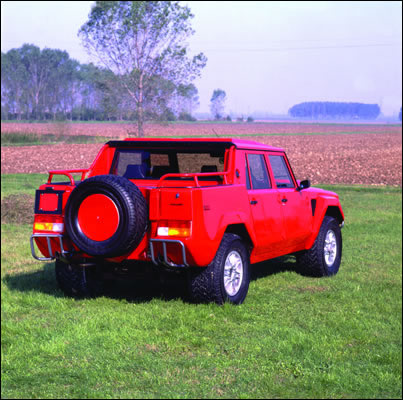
[
  {"left": 157, "top": 171, "right": 230, "bottom": 188},
  {"left": 47, "top": 169, "right": 89, "bottom": 185}
]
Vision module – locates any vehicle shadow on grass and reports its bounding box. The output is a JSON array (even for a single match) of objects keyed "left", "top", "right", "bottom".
[
  {"left": 250, "top": 255, "right": 297, "bottom": 281},
  {"left": 4, "top": 256, "right": 298, "bottom": 303},
  {"left": 3, "top": 262, "right": 65, "bottom": 298},
  {"left": 3, "top": 261, "right": 192, "bottom": 303},
  {"left": 104, "top": 274, "right": 190, "bottom": 303},
  {"left": 97, "top": 255, "right": 299, "bottom": 303},
  {"left": 106, "top": 256, "right": 298, "bottom": 303}
]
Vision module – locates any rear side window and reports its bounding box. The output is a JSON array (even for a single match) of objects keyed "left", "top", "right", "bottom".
[
  {"left": 177, "top": 153, "right": 224, "bottom": 174},
  {"left": 113, "top": 151, "right": 147, "bottom": 176},
  {"left": 247, "top": 154, "right": 271, "bottom": 189},
  {"left": 268, "top": 155, "right": 294, "bottom": 188}
]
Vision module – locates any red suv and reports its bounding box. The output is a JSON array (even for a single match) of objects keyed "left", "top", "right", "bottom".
[{"left": 31, "top": 138, "right": 344, "bottom": 304}]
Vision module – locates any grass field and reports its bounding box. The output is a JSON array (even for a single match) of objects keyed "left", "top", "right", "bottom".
[
  {"left": 1, "top": 175, "right": 401, "bottom": 398},
  {"left": 1, "top": 174, "right": 48, "bottom": 199},
  {"left": 1, "top": 132, "right": 118, "bottom": 146}
]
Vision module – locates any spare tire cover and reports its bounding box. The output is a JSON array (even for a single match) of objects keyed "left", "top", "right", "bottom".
[{"left": 65, "top": 175, "right": 148, "bottom": 258}]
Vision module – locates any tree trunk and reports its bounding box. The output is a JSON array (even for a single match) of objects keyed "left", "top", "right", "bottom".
[
  {"left": 137, "top": 73, "right": 144, "bottom": 138},
  {"left": 137, "top": 104, "right": 144, "bottom": 138}
]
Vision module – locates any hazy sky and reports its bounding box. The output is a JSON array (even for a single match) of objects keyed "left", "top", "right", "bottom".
[{"left": 1, "top": 1, "right": 402, "bottom": 116}]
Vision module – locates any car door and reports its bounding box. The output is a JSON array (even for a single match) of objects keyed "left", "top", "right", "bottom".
[
  {"left": 246, "top": 153, "right": 285, "bottom": 256},
  {"left": 267, "top": 153, "right": 312, "bottom": 249}
]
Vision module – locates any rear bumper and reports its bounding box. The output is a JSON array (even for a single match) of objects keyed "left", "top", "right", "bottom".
[
  {"left": 31, "top": 234, "right": 191, "bottom": 268},
  {"left": 30, "top": 233, "right": 71, "bottom": 261},
  {"left": 149, "top": 239, "right": 189, "bottom": 268}
]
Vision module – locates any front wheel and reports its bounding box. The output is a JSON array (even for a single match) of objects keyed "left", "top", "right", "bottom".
[
  {"left": 188, "top": 233, "right": 250, "bottom": 305},
  {"left": 296, "top": 216, "right": 342, "bottom": 277}
]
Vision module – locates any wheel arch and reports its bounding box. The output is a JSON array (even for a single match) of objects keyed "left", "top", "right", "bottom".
[
  {"left": 306, "top": 203, "right": 344, "bottom": 250},
  {"left": 224, "top": 223, "right": 254, "bottom": 252},
  {"left": 325, "top": 205, "right": 344, "bottom": 225}
]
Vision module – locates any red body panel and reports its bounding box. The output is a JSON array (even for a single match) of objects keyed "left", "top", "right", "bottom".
[{"left": 32, "top": 138, "right": 344, "bottom": 266}]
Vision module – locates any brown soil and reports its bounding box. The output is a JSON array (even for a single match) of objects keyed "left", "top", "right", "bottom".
[
  {"left": 1, "top": 194, "right": 35, "bottom": 224},
  {"left": 2, "top": 121, "right": 402, "bottom": 137},
  {"left": 1, "top": 123, "right": 401, "bottom": 186}
]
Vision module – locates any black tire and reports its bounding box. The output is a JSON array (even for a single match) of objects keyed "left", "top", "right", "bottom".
[
  {"left": 55, "top": 259, "right": 103, "bottom": 298},
  {"left": 65, "top": 175, "right": 147, "bottom": 258},
  {"left": 188, "top": 233, "right": 250, "bottom": 305},
  {"left": 296, "top": 216, "right": 342, "bottom": 277}
]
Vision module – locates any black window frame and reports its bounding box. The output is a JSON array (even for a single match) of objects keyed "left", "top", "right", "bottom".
[
  {"left": 246, "top": 153, "right": 272, "bottom": 190},
  {"left": 268, "top": 154, "right": 295, "bottom": 189},
  {"left": 245, "top": 156, "right": 251, "bottom": 190}
]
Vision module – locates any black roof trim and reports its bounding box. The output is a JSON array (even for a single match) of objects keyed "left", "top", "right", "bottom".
[
  {"left": 239, "top": 147, "right": 284, "bottom": 153},
  {"left": 106, "top": 140, "right": 235, "bottom": 151}
]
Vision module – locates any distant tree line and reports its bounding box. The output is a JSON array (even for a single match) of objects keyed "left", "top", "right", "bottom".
[
  {"left": 289, "top": 102, "right": 381, "bottom": 120},
  {"left": 1, "top": 44, "right": 199, "bottom": 121}
]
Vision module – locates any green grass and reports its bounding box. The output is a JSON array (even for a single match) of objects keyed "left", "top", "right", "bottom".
[
  {"left": 1, "top": 182, "right": 402, "bottom": 398},
  {"left": 1, "top": 132, "right": 117, "bottom": 146},
  {"left": 1, "top": 174, "right": 50, "bottom": 199}
]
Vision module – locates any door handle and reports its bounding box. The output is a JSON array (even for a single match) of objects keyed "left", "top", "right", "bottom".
[
  {"left": 250, "top": 200, "right": 258, "bottom": 205},
  {"left": 281, "top": 198, "right": 288, "bottom": 203}
]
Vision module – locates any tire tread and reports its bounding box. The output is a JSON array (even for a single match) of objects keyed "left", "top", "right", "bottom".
[
  {"left": 188, "top": 233, "right": 250, "bottom": 304},
  {"left": 296, "top": 216, "right": 342, "bottom": 277}
]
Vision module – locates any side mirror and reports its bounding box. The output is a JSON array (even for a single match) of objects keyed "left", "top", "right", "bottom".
[{"left": 297, "top": 179, "right": 311, "bottom": 191}]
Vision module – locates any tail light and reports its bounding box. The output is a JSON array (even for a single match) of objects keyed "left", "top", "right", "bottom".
[
  {"left": 157, "top": 221, "right": 191, "bottom": 237},
  {"left": 33, "top": 215, "right": 64, "bottom": 233}
]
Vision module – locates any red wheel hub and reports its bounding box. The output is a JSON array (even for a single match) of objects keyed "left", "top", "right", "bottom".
[{"left": 77, "top": 194, "right": 120, "bottom": 241}]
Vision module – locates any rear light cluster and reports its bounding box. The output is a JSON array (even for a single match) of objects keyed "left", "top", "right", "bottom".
[
  {"left": 157, "top": 221, "right": 191, "bottom": 237},
  {"left": 34, "top": 222, "right": 64, "bottom": 232},
  {"left": 33, "top": 215, "right": 64, "bottom": 233}
]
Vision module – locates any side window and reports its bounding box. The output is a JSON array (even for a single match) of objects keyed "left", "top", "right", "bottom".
[
  {"left": 268, "top": 155, "right": 294, "bottom": 188},
  {"left": 245, "top": 158, "right": 251, "bottom": 190},
  {"left": 247, "top": 154, "right": 271, "bottom": 190}
]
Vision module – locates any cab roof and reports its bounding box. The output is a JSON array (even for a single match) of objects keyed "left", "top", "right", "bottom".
[{"left": 106, "top": 137, "right": 284, "bottom": 153}]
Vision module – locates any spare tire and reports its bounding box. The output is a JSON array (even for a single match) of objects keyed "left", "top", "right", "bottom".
[{"left": 65, "top": 175, "right": 147, "bottom": 258}]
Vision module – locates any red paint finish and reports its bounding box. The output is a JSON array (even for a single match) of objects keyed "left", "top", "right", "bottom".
[
  {"left": 77, "top": 194, "right": 120, "bottom": 241},
  {"left": 39, "top": 193, "right": 59, "bottom": 212},
  {"left": 32, "top": 138, "right": 344, "bottom": 270}
]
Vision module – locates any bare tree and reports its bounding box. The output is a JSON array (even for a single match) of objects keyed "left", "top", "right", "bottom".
[{"left": 79, "top": 1, "right": 206, "bottom": 136}]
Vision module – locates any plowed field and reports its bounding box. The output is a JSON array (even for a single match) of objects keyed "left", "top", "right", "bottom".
[
  {"left": 1, "top": 122, "right": 401, "bottom": 186},
  {"left": 1, "top": 121, "right": 402, "bottom": 137}
]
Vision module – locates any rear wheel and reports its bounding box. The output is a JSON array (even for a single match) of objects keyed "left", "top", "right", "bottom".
[
  {"left": 188, "top": 233, "right": 250, "bottom": 305},
  {"left": 296, "top": 216, "right": 342, "bottom": 277},
  {"left": 55, "top": 260, "right": 103, "bottom": 298}
]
